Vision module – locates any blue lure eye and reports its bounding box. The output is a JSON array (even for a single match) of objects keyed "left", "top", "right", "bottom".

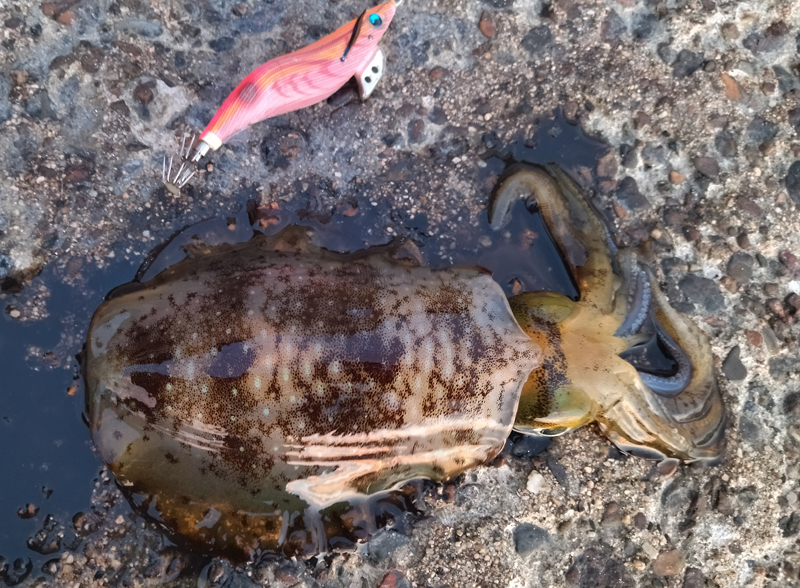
[{"left": 369, "top": 13, "right": 382, "bottom": 26}]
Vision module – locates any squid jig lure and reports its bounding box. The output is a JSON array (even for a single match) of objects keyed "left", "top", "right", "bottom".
[{"left": 162, "top": 0, "right": 399, "bottom": 191}]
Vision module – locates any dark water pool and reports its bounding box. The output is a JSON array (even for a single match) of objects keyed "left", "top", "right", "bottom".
[{"left": 0, "top": 111, "right": 608, "bottom": 577}]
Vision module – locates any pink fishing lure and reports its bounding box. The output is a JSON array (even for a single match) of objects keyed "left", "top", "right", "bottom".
[{"left": 192, "top": 0, "right": 398, "bottom": 160}]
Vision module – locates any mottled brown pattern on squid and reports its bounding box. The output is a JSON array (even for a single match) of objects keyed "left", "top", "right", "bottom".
[{"left": 83, "top": 228, "right": 540, "bottom": 556}]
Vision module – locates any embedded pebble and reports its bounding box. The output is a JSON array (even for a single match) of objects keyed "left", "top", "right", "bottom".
[
  {"left": 722, "top": 346, "right": 747, "bottom": 381},
  {"left": 726, "top": 252, "right": 754, "bottom": 283},
  {"left": 512, "top": 523, "right": 550, "bottom": 556},
  {"left": 526, "top": 471, "right": 551, "bottom": 494},
  {"left": 679, "top": 275, "right": 725, "bottom": 312},
  {"left": 652, "top": 549, "right": 685, "bottom": 576},
  {"left": 672, "top": 49, "right": 704, "bottom": 78},
  {"left": 692, "top": 155, "right": 720, "bottom": 178}
]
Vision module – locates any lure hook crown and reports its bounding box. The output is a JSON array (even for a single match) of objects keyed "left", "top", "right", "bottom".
[{"left": 161, "top": 133, "right": 201, "bottom": 192}]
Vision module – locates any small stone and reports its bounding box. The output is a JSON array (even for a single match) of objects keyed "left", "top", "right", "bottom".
[
  {"left": 25, "top": 89, "right": 56, "bottom": 120},
  {"left": 720, "top": 73, "right": 741, "bottom": 100},
  {"left": 786, "top": 162, "right": 800, "bottom": 205},
  {"left": 428, "top": 66, "right": 448, "bottom": 81},
  {"left": 41, "top": 0, "right": 79, "bottom": 22},
  {"left": 679, "top": 274, "right": 725, "bottom": 312},
  {"left": 653, "top": 549, "right": 685, "bottom": 576},
  {"left": 766, "top": 298, "right": 788, "bottom": 321},
  {"left": 632, "top": 12, "right": 658, "bottom": 39},
  {"left": 209, "top": 36, "right": 235, "bottom": 52},
  {"left": 77, "top": 41, "right": 104, "bottom": 73},
  {"left": 428, "top": 106, "right": 447, "bottom": 125},
  {"left": 602, "top": 12, "right": 626, "bottom": 42},
  {"left": 566, "top": 546, "right": 632, "bottom": 586},
  {"left": 63, "top": 164, "right": 93, "bottom": 185},
  {"left": 683, "top": 567, "right": 706, "bottom": 588},
  {"left": 512, "top": 523, "right": 550, "bottom": 556},
  {"left": 408, "top": 119, "right": 424, "bottom": 143},
  {"left": 110, "top": 100, "right": 131, "bottom": 117},
  {"left": 11, "top": 70, "right": 28, "bottom": 85},
  {"left": 779, "top": 250, "right": 799, "bottom": 275},
  {"left": 715, "top": 129, "right": 737, "bottom": 158},
  {"left": 600, "top": 502, "right": 623, "bottom": 528},
  {"left": 633, "top": 111, "right": 651, "bottom": 129},
  {"left": 736, "top": 232, "right": 750, "bottom": 249},
  {"left": 478, "top": 11, "right": 496, "bottom": 38},
  {"left": 736, "top": 194, "right": 763, "bottom": 217},
  {"left": 693, "top": 155, "right": 720, "bottom": 178},
  {"left": 118, "top": 19, "right": 163, "bottom": 38},
  {"left": 0, "top": 76, "right": 10, "bottom": 123},
  {"left": 787, "top": 293, "right": 800, "bottom": 313},
  {"left": 780, "top": 512, "right": 800, "bottom": 537},
  {"left": 56, "top": 9, "right": 74, "bottom": 25},
  {"left": 616, "top": 176, "right": 651, "bottom": 212},
  {"left": 790, "top": 109, "right": 800, "bottom": 133},
  {"left": 783, "top": 392, "right": 800, "bottom": 417},
  {"left": 722, "top": 346, "right": 747, "bottom": 381},
  {"left": 133, "top": 81, "right": 155, "bottom": 105},
  {"left": 521, "top": 25, "right": 553, "bottom": 55},
  {"left": 747, "top": 116, "right": 779, "bottom": 145},
  {"left": 378, "top": 571, "right": 409, "bottom": 588},
  {"left": 368, "top": 530, "right": 410, "bottom": 564},
  {"left": 726, "top": 252, "right": 754, "bottom": 282},
  {"left": 669, "top": 171, "right": 685, "bottom": 184},
  {"left": 633, "top": 512, "right": 647, "bottom": 530},
  {"left": 745, "top": 330, "right": 763, "bottom": 347},
  {"left": 546, "top": 455, "right": 570, "bottom": 490},
  {"left": 672, "top": 50, "right": 704, "bottom": 78},
  {"left": 597, "top": 151, "right": 618, "bottom": 179},
  {"left": 720, "top": 23, "right": 739, "bottom": 40},
  {"left": 10, "top": 308, "right": 21, "bottom": 317},
  {"left": 720, "top": 276, "right": 738, "bottom": 293},
  {"left": 526, "top": 471, "right": 551, "bottom": 494},
  {"left": 232, "top": 2, "right": 247, "bottom": 16},
  {"left": 743, "top": 21, "right": 789, "bottom": 54}
]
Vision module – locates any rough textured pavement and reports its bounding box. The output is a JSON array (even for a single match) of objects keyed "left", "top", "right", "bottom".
[{"left": 1, "top": 0, "right": 800, "bottom": 586}]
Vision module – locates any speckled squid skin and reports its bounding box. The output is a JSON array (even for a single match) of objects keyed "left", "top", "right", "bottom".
[{"left": 83, "top": 227, "right": 540, "bottom": 556}]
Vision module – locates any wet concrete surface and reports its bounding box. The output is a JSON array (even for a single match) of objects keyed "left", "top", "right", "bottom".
[{"left": 1, "top": 0, "right": 800, "bottom": 586}]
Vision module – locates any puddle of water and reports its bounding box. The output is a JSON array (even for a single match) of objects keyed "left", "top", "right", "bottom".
[
  {"left": 0, "top": 110, "right": 608, "bottom": 572},
  {"left": 0, "top": 259, "right": 137, "bottom": 568}
]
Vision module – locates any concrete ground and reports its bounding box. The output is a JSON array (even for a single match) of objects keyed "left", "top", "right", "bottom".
[{"left": 1, "top": 0, "right": 799, "bottom": 586}]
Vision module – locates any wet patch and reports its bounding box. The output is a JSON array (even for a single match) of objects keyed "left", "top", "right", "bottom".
[{"left": 0, "top": 111, "right": 606, "bottom": 572}]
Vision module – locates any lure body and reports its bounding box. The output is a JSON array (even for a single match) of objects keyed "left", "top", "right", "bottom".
[{"left": 196, "top": 1, "right": 397, "bottom": 156}]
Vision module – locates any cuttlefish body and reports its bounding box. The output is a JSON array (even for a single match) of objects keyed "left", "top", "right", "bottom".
[
  {"left": 83, "top": 228, "right": 540, "bottom": 557},
  {"left": 83, "top": 165, "right": 725, "bottom": 558}
]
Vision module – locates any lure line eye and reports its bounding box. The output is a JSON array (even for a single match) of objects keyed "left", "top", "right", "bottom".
[{"left": 369, "top": 14, "right": 382, "bottom": 26}]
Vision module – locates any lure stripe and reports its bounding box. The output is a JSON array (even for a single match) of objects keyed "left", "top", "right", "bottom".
[{"left": 199, "top": 1, "right": 397, "bottom": 148}]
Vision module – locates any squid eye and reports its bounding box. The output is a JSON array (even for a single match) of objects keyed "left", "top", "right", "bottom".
[{"left": 369, "top": 13, "right": 382, "bottom": 26}]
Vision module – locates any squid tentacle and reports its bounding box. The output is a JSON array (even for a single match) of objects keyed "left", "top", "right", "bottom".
[
  {"left": 637, "top": 310, "right": 694, "bottom": 397},
  {"left": 614, "top": 262, "right": 651, "bottom": 338}
]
